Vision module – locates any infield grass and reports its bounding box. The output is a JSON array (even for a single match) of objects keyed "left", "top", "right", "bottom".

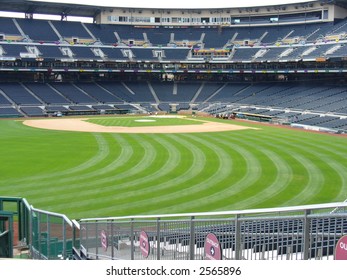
[
  {"left": 86, "top": 116, "right": 202, "bottom": 127},
  {"left": 0, "top": 116, "right": 346, "bottom": 219}
]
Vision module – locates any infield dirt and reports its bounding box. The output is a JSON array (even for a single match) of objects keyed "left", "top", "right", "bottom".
[{"left": 23, "top": 117, "right": 257, "bottom": 133}]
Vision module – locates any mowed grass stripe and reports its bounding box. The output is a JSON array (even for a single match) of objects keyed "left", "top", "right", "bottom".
[
  {"left": 254, "top": 133, "right": 330, "bottom": 206},
  {"left": 1, "top": 133, "right": 109, "bottom": 187},
  {"left": 23, "top": 134, "right": 132, "bottom": 199},
  {"left": 258, "top": 131, "right": 347, "bottom": 203},
  {"left": 199, "top": 134, "right": 264, "bottom": 212},
  {"left": 7, "top": 133, "right": 125, "bottom": 191},
  {"left": 81, "top": 132, "right": 274, "bottom": 216},
  {"left": 270, "top": 129, "right": 347, "bottom": 164},
  {"left": 29, "top": 133, "right": 160, "bottom": 198},
  {"left": 293, "top": 135, "right": 347, "bottom": 202},
  {"left": 212, "top": 132, "right": 307, "bottom": 210},
  {"left": 50, "top": 133, "right": 207, "bottom": 216},
  {"left": 89, "top": 134, "right": 158, "bottom": 182},
  {"left": 8, "top": 133, "right": 131, "bottom": 195},
  {"left": 95, "top": 134, "right": 182, "bottom": 191},
  {"left": 142, "top": 133, "right": 235, "bottom": 214},
  {"left": 85, "top": 132, "right": 267, "bottom": 216},
  {"left": 33, "top": 133, "right": 158, "bottom": 207},
  {"left": 238, "top": 132, "right": 320, "bottom": 207},
  {"left": 281, "top": 154, "right": 325, "bottom": 206},
  {"left": 146, "top": 133, "right": 260, "bottom": 214},
  {"left": 41, "top": 132, "right": 193, "bottom": 213},
  {"left": 41, "top": 134, "right": 178, "bottom": 207},
  {"left": 327, "top": 162, "right": 347, "bottom": 201},
  {"left": 213, "top": 132, "right": 294, "bottom": 210},
  {"left": 65, "top": 134, "right": 180, "bottom": 194},
  {"left": 231, "top": 148, "right": 293, "bottom": 209}
]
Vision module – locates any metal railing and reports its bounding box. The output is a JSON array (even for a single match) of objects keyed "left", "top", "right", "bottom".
[
  {"left": 29, "top": 207, "right": 74, "bottom": 260},
  {"left": 2, "top": 197, "right": 347, "bottom": 260},
  {"left": 78, "top": 202, "right": 347, "bottom": 260},
  {"left": 0, "top": 197, "right": 77, "bottom": 260}
]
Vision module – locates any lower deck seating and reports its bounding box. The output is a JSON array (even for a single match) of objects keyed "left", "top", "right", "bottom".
[
  {"left": 0, "top": 107, "right": 22, "bottom": 117},
  {"left": 20, "top": 106, "right": 45, "bottom": 117},
  {"left": 0, "top": 81, "right": 346, "bottom": 132}
]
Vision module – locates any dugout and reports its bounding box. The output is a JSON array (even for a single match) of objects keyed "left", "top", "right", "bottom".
[{"left": 235, "top": 112, "right": 274, "bottom": 123}]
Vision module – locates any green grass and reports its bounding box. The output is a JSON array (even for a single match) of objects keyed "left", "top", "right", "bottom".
[
  {"left": 86, "top": 116, "right": 202, "bottom": 127},
  {"left": 0, "top": 116, "right": 346, "bottom": 219}
]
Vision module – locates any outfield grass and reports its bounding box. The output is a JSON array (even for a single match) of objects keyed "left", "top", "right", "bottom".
[{"left": 0, "top": 117, "right": 346, "bottom": 219}]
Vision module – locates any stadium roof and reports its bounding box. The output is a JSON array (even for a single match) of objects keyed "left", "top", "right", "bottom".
[
  {"left": 335, "top": 0, "right": 347, "bottom": 9},
  {"left": 29, "top": 0, "right": 319, "bottom": 9},
  {"left": 0, "top": 0, "right": 101, "bottom": 18},
  {"left": 0, "top": 0, "right": 344, "bottom": 18}
]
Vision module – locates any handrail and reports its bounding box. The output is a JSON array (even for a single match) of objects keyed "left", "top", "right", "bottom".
[
  {"left": 80, "top": 202, "right": 347, "bottom": 222},
  {"left": 30, "top": 206, "right": 73, "bottom": 227}
]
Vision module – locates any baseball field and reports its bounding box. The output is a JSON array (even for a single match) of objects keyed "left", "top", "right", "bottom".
[{"left": 0, "top": 115, "right": 346, "bottom": 219}]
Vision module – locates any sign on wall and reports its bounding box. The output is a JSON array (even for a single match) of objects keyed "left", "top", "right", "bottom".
[
  {"left": 335, "top": 235, "right": 347, "bottom": 260},
  {"left": 204, "top": 233, "right": 222, "bottom": 260}
]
